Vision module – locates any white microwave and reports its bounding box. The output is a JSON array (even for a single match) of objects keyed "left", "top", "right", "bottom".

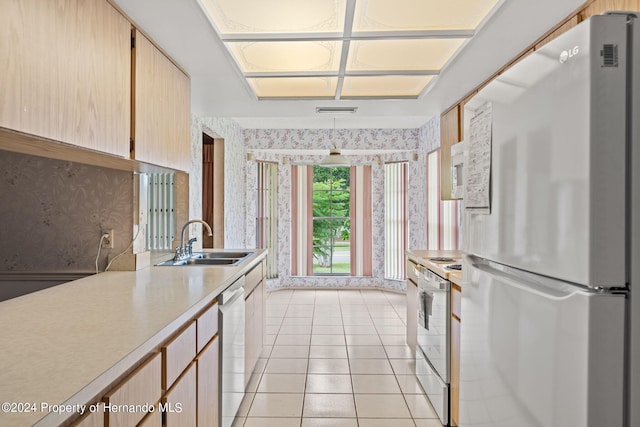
[{"left": 450, "top": 141, "right": 465, "bottom": 199}]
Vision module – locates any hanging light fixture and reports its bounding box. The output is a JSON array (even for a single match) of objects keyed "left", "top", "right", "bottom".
[{"left": 320, "top": 117, "right": 350, "bottom": 167}]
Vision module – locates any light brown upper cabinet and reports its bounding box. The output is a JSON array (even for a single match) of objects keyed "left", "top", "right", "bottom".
[
  {"left": 581, "top": 0, "right": 640, "bottom": 18},
  {"left": 439, "top": 106, "right": 462, "bottom": 201},
  {"left": 133, "top": 31, "right": 191, "bottom": 172},
  {"left": 0, "top": 0, "right": 131, "bottom": 157}
]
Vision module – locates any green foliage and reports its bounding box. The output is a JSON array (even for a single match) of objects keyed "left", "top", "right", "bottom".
[{"left": 312, "top": 166, "right": 351, "bottom": 270}]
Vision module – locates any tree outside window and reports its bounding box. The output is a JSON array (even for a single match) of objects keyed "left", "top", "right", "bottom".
[{"left": 312, "top": 166, "right": 350, "bottom": 275}]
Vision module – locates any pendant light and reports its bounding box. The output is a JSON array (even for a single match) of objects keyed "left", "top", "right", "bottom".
[{"left": 320, "top": 117, "right": 350, "bottom": 167}]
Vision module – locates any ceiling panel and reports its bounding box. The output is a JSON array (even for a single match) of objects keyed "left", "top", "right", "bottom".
[
  {"left": 341, "top": 75, "right": 434, "bottom": 97},
  {"left": 248, "top": 76, "right": 339, "bottom": 98},
  {"left": 352, "top": 0, "right": 502, "bottom": 32},
  {"left": 347, "top": 39, "right": 466, "bottom": 71},
  {"left": 198, "top": 0, "right": 347, "bottom": 34},
  {"left": 227, "top": 41, "right": 343, "bottom": 73}
]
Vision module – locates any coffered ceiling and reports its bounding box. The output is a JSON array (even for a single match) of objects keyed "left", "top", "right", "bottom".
[
  {"left": 112, "top": 0, "right": 586, "bottom": 128},
  {"left": 196, "top": 0, "right": 500, "bottom": 100}
]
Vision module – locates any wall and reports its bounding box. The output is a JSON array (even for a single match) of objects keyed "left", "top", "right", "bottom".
[
  {"left": 190, "top": 117, "right": 246, "bottom": 249},
  {"left": 243, "top": 126, "right": 436, "bottom": 291},
  {"left": 0, "top": 150, "right": 134, "bottom": 272}
]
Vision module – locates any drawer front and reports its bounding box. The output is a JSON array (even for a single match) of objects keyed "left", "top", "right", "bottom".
[
  {"left": 245, "top": 262, "right": 263, "bottom": 296},
  {"left": 162, "top": 321, "right": 196, "bottom": 390},
  {"left": 452, "top": 283, "right": 461, "bottom": 319},
  {"left": 196, "top": 301, "right": 219, "bottom": 354},
  {"left": 103, "top": 352, "right": 161, "bottom": 427},
  {"left": 407, "top": 260, "right": 419, "bottom": 283}
]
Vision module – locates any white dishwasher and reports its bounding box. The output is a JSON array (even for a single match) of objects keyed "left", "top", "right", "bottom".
[{"left": 219, "top": 277, "right": 245, "bottom": 427}]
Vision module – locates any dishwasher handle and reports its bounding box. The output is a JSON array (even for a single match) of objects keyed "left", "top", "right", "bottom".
[{"left": 219, "top": 277, "right": 245, "bottom": 305}]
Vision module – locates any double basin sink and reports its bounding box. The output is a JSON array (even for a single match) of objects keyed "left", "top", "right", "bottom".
[{"left": 157, "top": 251, "right": 254, "bottom": 267}]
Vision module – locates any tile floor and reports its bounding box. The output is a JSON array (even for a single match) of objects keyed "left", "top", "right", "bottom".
[{"left": 233, "top": 288, "right": 443, "bottom": 427}]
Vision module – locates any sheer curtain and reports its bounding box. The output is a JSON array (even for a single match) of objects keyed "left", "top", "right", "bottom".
[
  {"left": 384, "top": 162, "right": 408, "bottom": 280},
  {"left": 257, "top": 162, "right": 278, "bottom": 278},
  {"left": 291, "top": 165, "right": 313, "bottom": 276}
]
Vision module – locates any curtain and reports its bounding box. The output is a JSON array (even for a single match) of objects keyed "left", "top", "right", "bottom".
[
  {"left": 351, "top": 165, "right": 373, "bottom": 276},
  {"left": 384, "top": 162, "right": 408, "bottom": 280},
  {"left": 257, "top": 162, "right": 278, "bottom": 278},
  {"left": 291, "top": 165, "right": 313, "bottom": 276}
]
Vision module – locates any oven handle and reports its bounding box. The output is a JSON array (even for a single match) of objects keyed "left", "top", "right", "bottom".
[{"left": 418, "top": 270, "right": 450, "bottom": 292}]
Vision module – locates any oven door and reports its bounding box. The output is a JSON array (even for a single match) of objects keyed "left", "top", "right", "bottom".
[{"left": 416, "top": 269, "right": 450, "bottom": 383}]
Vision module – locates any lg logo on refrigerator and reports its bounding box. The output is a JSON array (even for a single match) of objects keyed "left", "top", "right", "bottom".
[{"left": 559, "top": 46, "right": 580, "bottom": 63}]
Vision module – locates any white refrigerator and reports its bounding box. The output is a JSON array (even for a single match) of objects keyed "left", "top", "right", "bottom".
[{"left": 461, "top": 13, "right": 639, "bottom": 427}]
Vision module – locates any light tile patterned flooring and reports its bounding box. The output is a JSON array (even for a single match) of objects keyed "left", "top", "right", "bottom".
[{"left": 233, "top": 289, "right": 444, "bottom": 427}]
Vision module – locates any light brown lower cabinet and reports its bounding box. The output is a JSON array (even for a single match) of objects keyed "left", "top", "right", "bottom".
[
  {"left": 162, "top": 321, "right": 197, "bottom": 391},
  {"left": 70, "top": 405, "right": 104, "bottom": 427},
  {"left": 102, "top": 352, "right": 162, "bottom": 427},
  {"left": 137, "top": 407, "right": 162, "bottom": 427},
  {"left": 406, "top": 259, "right": 419, "bottom": 350},
  {"left": 163, "top": 362, "right": 197, "bottom": 426},
  {"left": 197, "top": 336, "right": 219, "bottom": 427},
  {"left": 245, "top": 262, "right": 265, "bottom": 386},
  {"left": 450, "top": 283, "right": 462, "bottom": 426}
]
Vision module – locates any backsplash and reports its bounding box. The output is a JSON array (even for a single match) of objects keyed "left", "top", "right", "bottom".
[{"left": 0, "top": 150, "right": 133, "bottom": 272}]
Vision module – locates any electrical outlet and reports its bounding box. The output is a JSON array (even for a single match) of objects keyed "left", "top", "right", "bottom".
[{"left": 102, "top": 229, "right": 114, "bottom": 249}]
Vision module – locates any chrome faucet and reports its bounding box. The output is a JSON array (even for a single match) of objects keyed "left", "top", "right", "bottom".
[{"left": 175, "top": 220, "right": 213, "bottom": 260}]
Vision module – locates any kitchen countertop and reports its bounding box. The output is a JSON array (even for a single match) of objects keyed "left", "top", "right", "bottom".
[
  {"left": 0, "top": 249, "right": 266, "bottom": 427},
  {"left": 407, "top": 249, "right": 463, "bottom": 285}
]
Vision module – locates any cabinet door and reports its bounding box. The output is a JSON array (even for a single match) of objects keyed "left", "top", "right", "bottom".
[
  {"left": 244, "top": 289, "right": 256, "bottom": 387},
  {"left": 450, "top": 284, "right": 462, "bottom": 426},
  {"left": 137, "top": 409, "right": 162, "bottom": 427},
  {"left": 134, "top": 31, "right": 191, "bottom": 171},
  {"left": 103, "top": 353, "right": 162, "bottom": 427},
  {"left": 163, "top": 362, "right": 197, "bottom": 427},
  {"left": 70, "top": 407, "right": 104, "bottom": 427},
  {"left": 162, "top": 321, "right": 197, "bottom": 391},
  {"left": 406, "top": 260, "right": 419, "bottom": 350},
  {"left": 0, "top": 0, "right": 130, "bottom": 156},
  {"left": 440, "top": 106, "right": 461, "bottom": 201},
  {"left": 197, "top": 336, "right": 219, "bottom": 427}
]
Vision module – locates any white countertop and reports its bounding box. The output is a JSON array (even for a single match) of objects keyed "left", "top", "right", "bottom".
[
  {"left": 407, "top": 249, "right": 463, "bottom": 286},
  {"left": 0, "top": 250, "right": 266, "bottom": 427}
]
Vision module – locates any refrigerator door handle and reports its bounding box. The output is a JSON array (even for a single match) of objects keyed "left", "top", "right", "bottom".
[{"left": 468, "top": 255, "right": 596, "bottom": 300}]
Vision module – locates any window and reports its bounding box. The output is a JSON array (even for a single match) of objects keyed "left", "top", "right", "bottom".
[
  {"left": 291, "top": 165, "right": 371, "bottom": 277},
  {"left": 312, "top": 166, "right": 351, "bottom": 275}
]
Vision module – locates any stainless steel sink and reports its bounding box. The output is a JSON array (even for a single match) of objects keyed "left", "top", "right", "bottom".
[
  {"left": 191, "top": 251, "right": 252, "bottom": 260},
  {"left": 157, "top": 251, "right": 254, "bottom": 267}
]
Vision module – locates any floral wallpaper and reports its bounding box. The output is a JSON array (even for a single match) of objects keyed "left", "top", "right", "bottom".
[
  {"left": 242, "top": 124, "right": 439, "bottom": 292},
  {"left": 0, "top": 150, "right": 133, "bottom": 272},
  {"left": 190, "top": 116, "right": 247, "bottom": 249},
  {"left": 187, "top": 116, "right": 442, "bottom": 291}
]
